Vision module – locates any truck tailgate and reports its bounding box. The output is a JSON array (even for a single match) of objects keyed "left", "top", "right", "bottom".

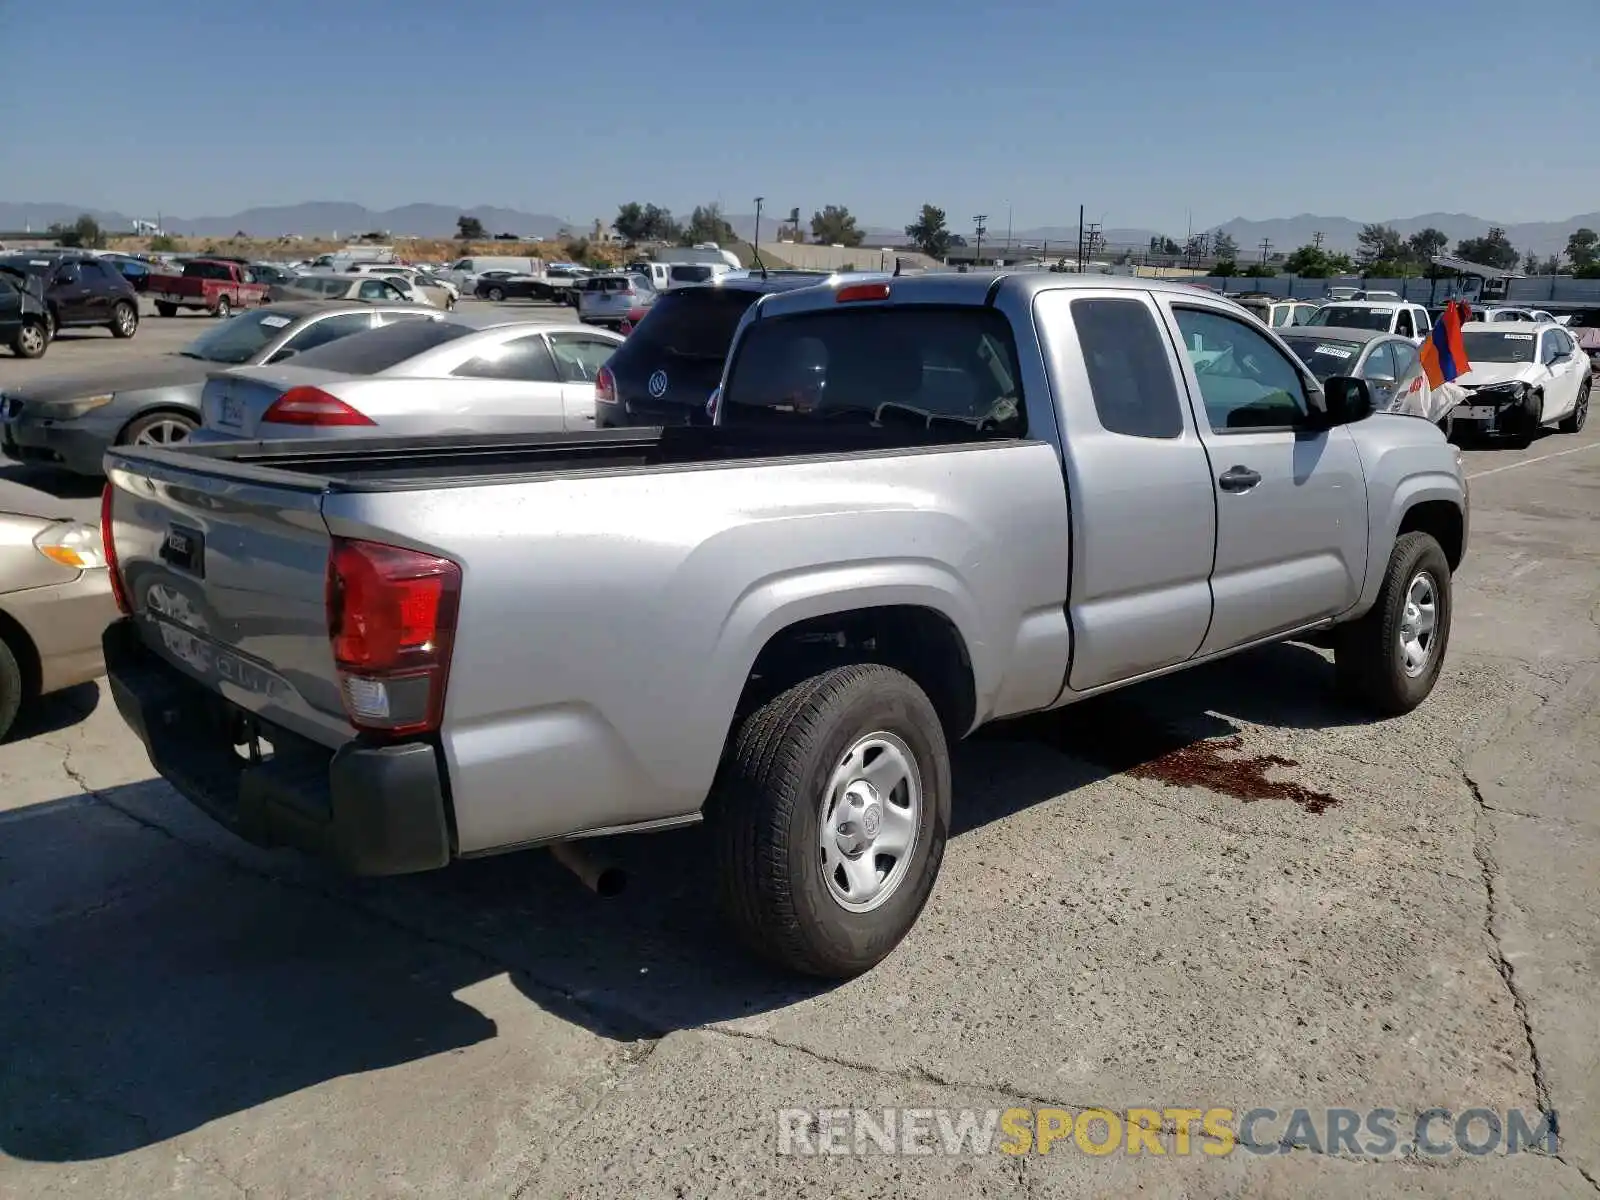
[{"left": 104, "top": 450, "right": 352, "bottom": 748}]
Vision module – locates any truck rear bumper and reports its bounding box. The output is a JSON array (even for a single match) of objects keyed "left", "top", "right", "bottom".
[{"left": 103, "top": 618, "right": 453, "bottom": 876}]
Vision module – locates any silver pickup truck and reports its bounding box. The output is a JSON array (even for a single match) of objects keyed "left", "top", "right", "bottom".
[{"left": 99, "top": 273, "right": 1468, "bottom": 978}]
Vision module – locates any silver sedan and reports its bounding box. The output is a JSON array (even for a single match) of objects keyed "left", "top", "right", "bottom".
[{"left": 191, "top": 319, "right": 624, "bottom": 442}]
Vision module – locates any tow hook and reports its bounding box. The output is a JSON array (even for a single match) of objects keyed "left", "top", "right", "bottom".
[{"left": 549, "top": 840, "right": 627, "bottom": 897}]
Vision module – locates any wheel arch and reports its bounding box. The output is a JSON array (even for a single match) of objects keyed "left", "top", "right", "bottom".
[
  {"left": 0, "top": 605, "right": 43, "bottom": 701},
  {"left": 116, "top": 404, "right": 200, "bottom": 445},
  {"left": 1397, "top": 499, "right": 1465, "bottom": 572}
]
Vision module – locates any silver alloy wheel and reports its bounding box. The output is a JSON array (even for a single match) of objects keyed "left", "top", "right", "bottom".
[
  {"left": 819, "top": 731, "right": 922, "bottom": 913},
  {"left": 1398, "top": 571, "right": 1438, "bottom": 677},
  {"left": 18, "top": 324, "right": 45, "bottom": 355},
  {"left": 133, "top": 418, "right": 192, "bottom": 446},
  {"left": 115, "top": 304, "right": 136, "bottom": 334},
  {"left": 1576, "top": 384, "right": 1590, "bottom": 429}
]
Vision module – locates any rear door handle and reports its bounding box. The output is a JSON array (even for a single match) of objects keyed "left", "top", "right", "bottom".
[{"left": 1218, "top": 465, "right": 1262, "bottom": 492}]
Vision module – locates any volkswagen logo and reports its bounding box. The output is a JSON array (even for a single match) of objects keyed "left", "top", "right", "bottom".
[{"left": 647, "top": 369, "right": 669, "bottom": 399}]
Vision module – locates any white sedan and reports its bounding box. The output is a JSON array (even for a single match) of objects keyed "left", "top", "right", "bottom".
[
  {"left": 189, "top": 319, "right": 623, "bottom": 442},
  {"left": 1449, "top": 322, "right": 1592, "bottom": 443}
]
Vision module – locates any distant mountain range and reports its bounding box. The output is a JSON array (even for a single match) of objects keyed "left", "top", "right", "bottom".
[{"left": 3, "top": 200, "right": 1597, "bottom": 258}]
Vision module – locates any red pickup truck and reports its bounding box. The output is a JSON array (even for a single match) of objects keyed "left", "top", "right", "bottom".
[{"left": 150, "top": 259, "right": 271, "bottom": 318}]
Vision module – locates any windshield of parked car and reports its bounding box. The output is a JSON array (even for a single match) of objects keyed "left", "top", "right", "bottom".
[
  {"left": 1280, "top": 335, "right": 1368, "bottom": 381},
  {"left": 628, "top": 288, "right": 758, "bottom": 360},
  {"left": 1306, "top": 306, "right": 1393, "bottom": 331},
  {"left": 285, "top": 317, "right": 471, "bottom": 374},
  {"left": 1462, "top": 330, "right": 1537, "bottom": 364},
  {"left": 177, "top": 310, "right": 307, "bottom": 364},
  {"left": 0, "top": 256, "right": 56, "bottom": 278},
  {"left": 722, "top": 305, "right": 1025, "bottom": 437}
]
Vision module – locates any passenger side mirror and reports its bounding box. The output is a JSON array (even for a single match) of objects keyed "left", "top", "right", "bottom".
[{"left": 1320, "top": 376, "right": 1375, "bottom": 426}]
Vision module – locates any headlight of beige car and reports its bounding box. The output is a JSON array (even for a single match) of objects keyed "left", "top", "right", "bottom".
[
  {"left": 34, "top": 521, "right": 106, "bottom": 570},
  {"left": 55, "top": 394, "right": 115, "bottom": 419}
]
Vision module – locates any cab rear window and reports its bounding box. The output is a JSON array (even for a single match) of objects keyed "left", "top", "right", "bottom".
[{"left": 722, "top": 306, "right": 1025, "bottom": 437}]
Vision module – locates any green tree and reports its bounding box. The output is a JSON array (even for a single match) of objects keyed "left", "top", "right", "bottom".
[
  {"left": 566, "top": 237, "right": 591, "bottom": 263},
  {"left": 47, "top": 222, "right": 79, "bottom": 248},
  {"left": 679, "top": 202, "right": 736, "bottom": 246},
  {"left": 1211, "top": 259, "right": 1238, "bottom": 277},
  {"left": 1406, "top": 227, "right": 1449, "bottom": 263},
  {"left": 1356, "top": 223, "right": 1405, "bottom": 268},
  {"left": 149, "top": 233, "right": 177, "bottom": 252},
  {"left": 456, "top": 214, "right": 487, "bottom": 240},
  {"left": 904, "top": 204, "right": 952, "bottom": 258},
  {"left": 1284, "top": 244, "right": 1333, "bottom": 277},
  {"left": 1243, "top": 262, "right": 1277, "bottom": 278},
  {"left": 1565, "top": 227, "right": 1598, "bottom": 270},
  {"left": 614, "top": 202, "right": 647, "bottom": 242},
  {"left": 1211, "top": 231, "right": 1238, "bottom": 260},
  {"left": 811, "top": 204, "right": 863, "bottom": 247},
  {"left": 1576, "top": 263, "right": 1600, "bottom": 279},
  {"left": 1326, "top": 252, "right": 1355, "bottom": 274},
  {"left": 1455, "top": 227, "right": 1519, "bottom": 271},
  {"left": 74, "top": 213, "right": 106, "bottom": 249}
]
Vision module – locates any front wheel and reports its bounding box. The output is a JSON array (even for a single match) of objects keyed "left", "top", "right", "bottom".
[
  {"left": 487, "top": 287, "right": 505, "bottom": 302},
  {"left": 11, "top": 319, "right": 47, "bottom": 359},
  {"left": 122, "top": 410, "right": 197, "bottom": 448},
  {"left": 0, "top": 634, "right": 24, "bottom": 743},
  {"left": 709, "top": 664, "right": 951, "bottom": 978},
  {"left": 1335, "top": 531, "right": 1452, "bottom": 716},
  {"left": 109, "top": 300, "right": 138, "bottom": 339},
  {"left": 213, "top": 296, "right": 232, "bottom": 319},
  {"left": 1558, "top": 379, "right": 1590, "bottom": 434}
]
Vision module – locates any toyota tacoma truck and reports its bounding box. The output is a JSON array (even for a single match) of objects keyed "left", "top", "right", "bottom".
[
  {"left": 150, "top": 259, "right": 271, "bottom": 319},
  {"left": 98, "top": 273, "right": 1468, "bottom": 979}
]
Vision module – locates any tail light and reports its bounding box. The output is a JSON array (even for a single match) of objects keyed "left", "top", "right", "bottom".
[
  {"left": 595, "top": 364, "right": 617, "bottom": 405},
  {"left": 100, "top": 482, "right": 130, "bottom": 614},
  {"left": 836, "top": 282, "right": 891, "bottom": 303},
  {"left": 325, "top": 537, "right": 461, "bottom": 737},
  {"left": 262, "top": 386, "right": 376, "bottom": 427}
]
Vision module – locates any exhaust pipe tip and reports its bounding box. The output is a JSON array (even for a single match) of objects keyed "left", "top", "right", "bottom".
[{"left": 549, "top": 840, "right": 627, "bottom": 898}]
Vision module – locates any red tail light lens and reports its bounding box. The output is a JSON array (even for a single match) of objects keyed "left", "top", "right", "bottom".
[
  {"left": 325, "top": 537, "right": 461, "bottom": 737},
  {"left": 263, "top": 386, "right": 376, "bottom": 427},
  {"left": 595, "top": 364, "right": 617, "bottom": 405},
  {"left": 836, "top": 282, "right": 891, "bottom": 303},
  {"left": 100, "top": 482, "right": 130, "bottom": 614}
]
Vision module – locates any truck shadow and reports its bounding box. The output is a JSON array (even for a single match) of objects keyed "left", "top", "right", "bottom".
[
  {"left": 0, "top": 641, "right": 1372, "bottom": 1162},
  {"left": 3, "top": 680, "right": 100, "bottom": 742}
]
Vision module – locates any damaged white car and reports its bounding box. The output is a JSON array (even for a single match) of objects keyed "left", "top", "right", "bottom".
[{"left": 1447, "top": 322, "right": 1592, "bottom": 445}]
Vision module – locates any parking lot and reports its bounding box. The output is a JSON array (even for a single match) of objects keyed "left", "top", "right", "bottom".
[{"left": 2, "top": 310, "right": 1598, "bottom": 1198}]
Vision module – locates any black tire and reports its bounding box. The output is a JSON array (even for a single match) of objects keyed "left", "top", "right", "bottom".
[
  {"left": 121, "top": 410, "right": 197, "bottom": 447},
  {"left": 487, "top": 286, "right": 505, "bottom": 302},
  {"left": 155, "top": 302, "right": 178, "bottom": 318},
  {"left": 0, "top": 635, "right": 25, "bottom": 743},
  {"left": 11, "top": 318, "right": 47, "bottom": 359},
  {"left": 1505, "top": 390, "right": 1542, "bottom": 449},
  {"left": 44, "top": 308, "right": 57, "bottom": 341},
  {"left": 213, "top": 296, "right": 232, "bottom": 319},
  {"left": 1558, "top": 379, "right": 1589, "bottom": 434},
  {"left": 709, "top": 663, "right": 951, "bottom": 979},
  {"left": 1334, "top": 531, "right": 1452, "bottom": 717},
  {"left": 109, "top": 300, "right": 138, "bottom": 339}
]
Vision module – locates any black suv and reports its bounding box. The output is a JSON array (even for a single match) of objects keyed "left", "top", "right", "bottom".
[
  {"left": 0, "top": 252, "right": 141, "bottom": 342},
  {"left": 0, "top": 265, "right": 51, "bottom": 358},
  {"left": 596, "top": 275, "right": 828, "bottom": 427}
]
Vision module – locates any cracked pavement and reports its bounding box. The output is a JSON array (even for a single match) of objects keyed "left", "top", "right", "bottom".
[{"left": 1, "top": 385, "right": 1597, "bottom": 1195}]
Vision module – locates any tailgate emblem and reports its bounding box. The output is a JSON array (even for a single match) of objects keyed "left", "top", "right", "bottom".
[
  {"left": 160, "top": 525, "right": 205, "bottom": 578},
  {"left": 648, "top": 369, "right": 669, "bottom": 398}
]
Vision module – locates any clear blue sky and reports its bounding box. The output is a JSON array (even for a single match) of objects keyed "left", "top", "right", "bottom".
[{"left": 2, "top": 0, "right": 1595, "bottom": 234}]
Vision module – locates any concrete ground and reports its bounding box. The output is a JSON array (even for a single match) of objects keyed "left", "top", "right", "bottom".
[{"left": 1, "top": 322, "right": 1598, "bottom": 1198}]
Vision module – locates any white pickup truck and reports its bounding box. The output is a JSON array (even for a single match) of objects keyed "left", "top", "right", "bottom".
[{"left": 99, "top": 273, "right": 1468, "bottom": 978}]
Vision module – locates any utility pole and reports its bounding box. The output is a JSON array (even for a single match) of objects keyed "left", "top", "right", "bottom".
[
  {"left": 1312, "top": 230, "right": 1325, "bottom": 251},
  {"left": 753, "top": 196, "right": 764, "bottom": 250},
  {"left": 1076, "top": 204, "right": 1085, "bottom": 272},
  {"left": 1005, "top": 201, "right": 1013, "bottom": 254},
  {"left": 1084, "top": 222, "right": 1102, "bottom": 270},
  {"left": 1259, "top": 237, "right": 1273, "bottom": 266},
  {"left": 973, "top": 214, "right": 987, "bottom": 266}
]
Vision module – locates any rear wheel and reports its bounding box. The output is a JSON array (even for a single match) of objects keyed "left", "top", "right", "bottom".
[
  {"left": 213, "top": 296, "right": 232, "bottom": 319},
  {"left": 109, "top": 300, "right": 138, "bottom": 339},
  {"left": 1559, "top": 379, "right": 1589, "bottom": 433},
  {"left": 122, "top": 410, "right": 197, "bottom": 448},
  {"left": 487, "top": 286, "right": 505, "bottom": 302},
  {"left": 155, "top": 302, "right": 178, "bottom": 318},
  {"left": 709, "top": 663, "right": 951, "bottom": 978},
  {"left": 11, "top": 319, "right": 47, "bottom": 359}
]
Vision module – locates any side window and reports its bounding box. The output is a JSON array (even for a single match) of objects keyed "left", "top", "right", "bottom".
[
  {"left": 1394, "top": 309, "right": 1414, "bottom": 339},
  {"left": 357, "top": 279, "right": 390, "bottom": 300},
  {"left": 383, "top": 281, "right": 407, "bottom": 300},
  {"left": 1541, "top": 332, "right": 1564, "bottom": 364},
  {"left": 1070, "top": 298, "right": 1185, "bottom": 439},
  {"left": 1413, "top": 308, "right": 1431, "bottom": 334},
  {"left": 1361, "top": 341, "right": 1399, "bottom": 382},
  {"left": 1392, "top": 340, "right": 1421, "bottom": 381},
  {"left": 452, "top": 333, "right": 559, "bottom": 382},
  {"left": 55, "top": 263, "right": 82, "bottom": 285},
  {"left": 280, "top": 312, "right": 374, "bottom": 354},
  {"left": 546, "top": 333, "right": 618, "bottom": 383},
  {"left": 1270, "top": 304, "right": 1293, "bottom": 328},
  {"left": 1173, "top": 307, "right": 1311, "bottom": 432}
]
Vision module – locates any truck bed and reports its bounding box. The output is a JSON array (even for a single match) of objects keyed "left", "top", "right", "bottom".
[{"left": 118, "top": 422, "right": 1010, "bottom": 492}]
